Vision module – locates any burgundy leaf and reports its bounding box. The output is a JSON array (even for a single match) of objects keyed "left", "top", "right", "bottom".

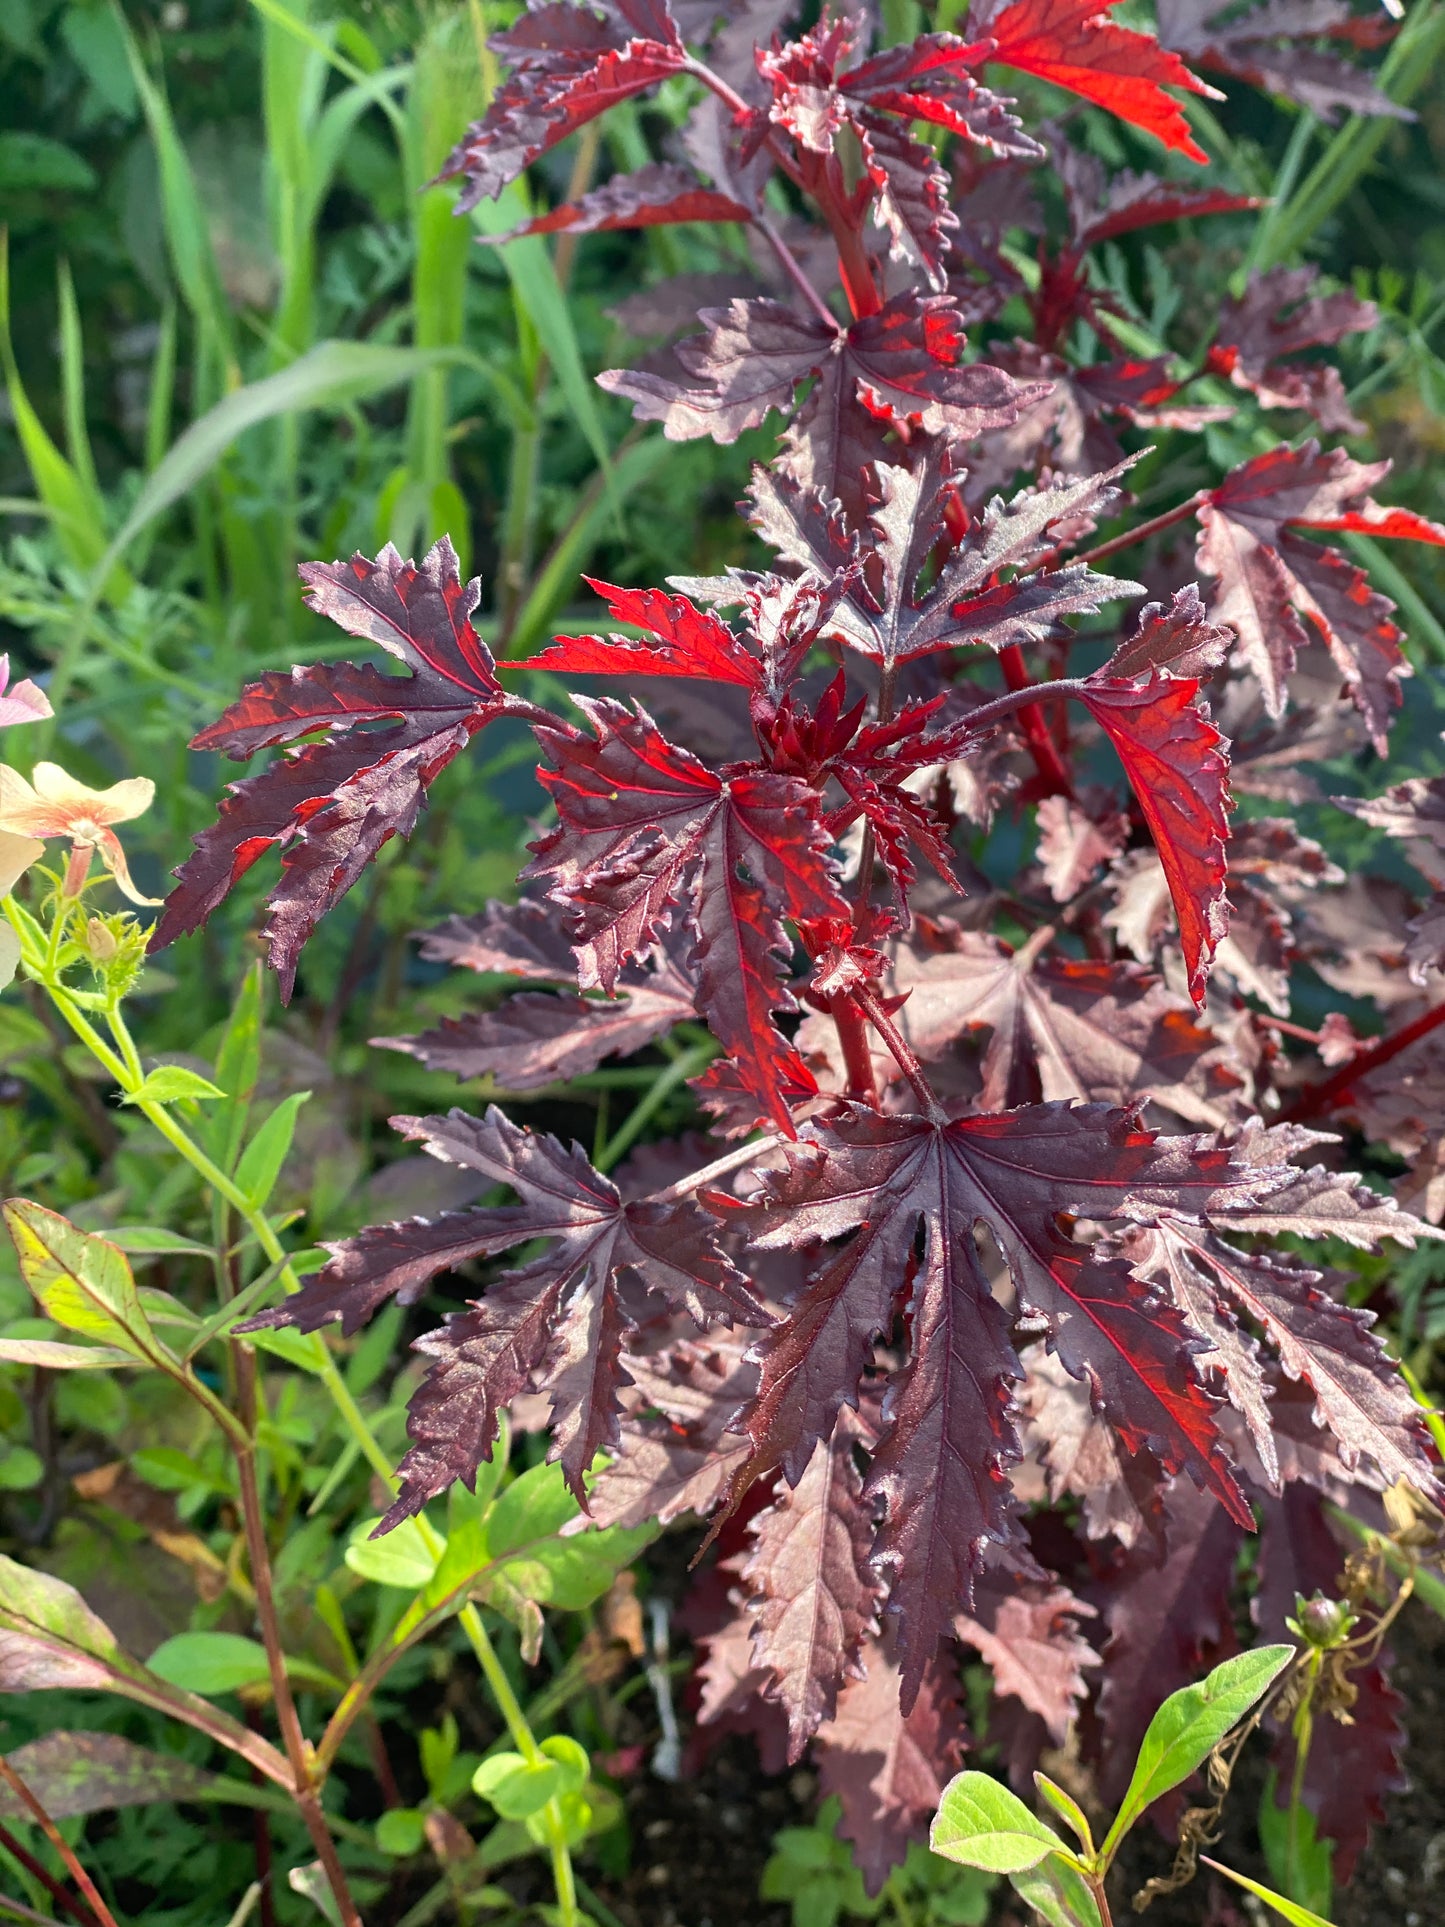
[
  {"left": 888, "top": 923, "right": 1242, "bottom": 1125},
  {"left": 1070, "top": 168, "right": 1262, "bottom": 250},
  {"left": 244, "top": 1105, "right": 761, "bottom": 1513},
  {"left": 527, "top": 697, "right": 848, "bottom": 1130},
  {"left": 726, "top": 1102, "right": 1257, "bottom": 1704},
  {"left": 1208, "top": 266, "right": 1378, "bottom": 434},
  {"left": 1103, "top": 587, "right": 1235, "bottom": 681},
  {"left": 527, "top": 578, "right": 764, "bottom": 687},
  {"left": 814, "top": 1627, "right": 968, "bottom": 1896},
  {"left": 436, "top": 2, "right": 688, "bottom": 212},
  {"left": 840, "top": 34, "right": 1041, "bottom": 156},
  {"left": 479, "top": 162, "right": 752, "bottom": 241},
  {"left": 1018, "top": 1341, "right": 1164, "bottom": 1549},
  {"left": 738, "top": 1411, "right": 884, "bottom": 1760},
  {"left": 588, "top": 1336, "right": 757, "bottom": 1528},
  {"left": 1156, "top": 0, "right": 1409, "bottom": 123},
  {"left": 1196, "top": 442, "right": 1445, "bottom": 750},
  {"left": 955, "top": 1570, "right": 1099, "bottom": 1743},
  {"left": 1078, "top": 672, "right": 1233, "bottom": 1003},
  {"left": 1094, "top": 1476, "right": 1246, "bottom": 1803},
  {"left": 151, "top": 541, "right": 506, "bottom": 998}
]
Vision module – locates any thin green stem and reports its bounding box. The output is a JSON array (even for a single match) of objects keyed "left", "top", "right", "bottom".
[{"left": 594, "top": 1040, "right": 715, "bottom": 1172}]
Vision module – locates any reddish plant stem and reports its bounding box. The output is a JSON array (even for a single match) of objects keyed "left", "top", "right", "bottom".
[
  {"left": 1281, "top": 998, "right": 1445, "bottom": 1122},
  {"left": 852, "top": 985, "right": 939, "bottom": 1116},
  {"left": 0, "top": 1819, "right": 100, "bottom": 1927},
  {"left": 829, "top": 992, "right": 879, "bottom": 1102},
  {"left": 0, "top": 1759, "right": 117, "bottom": 1927},
  {"left": 1069, "top": 489, "right": 1208, "bottom": 570},
  {"left": 998, "top": 646, "right": 1075, "bottom": 798},
  {"left": 243, "top": 1705, "right": 279, "bottom": 1927},
  {"left": 755, "top": 214, "right": 840, "bottom": 331}
]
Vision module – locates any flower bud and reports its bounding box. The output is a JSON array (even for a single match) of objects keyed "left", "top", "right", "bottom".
[
  {"left": 1292, "top": 1592, "right": 1352, "bottom": 1647},
  {"left": 84, "top": 917, "right": 120, "bottom": 963}
]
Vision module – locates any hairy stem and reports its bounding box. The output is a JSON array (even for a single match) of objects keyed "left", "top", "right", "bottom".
[
  {"left": 1281, "top": 997, "right": 1445, "bottom": 1121},
  {"left": 829, "top": 992, "right": 879, "bottom": 1102},
  {"left": 852, "top": 984, "right": 938, "bottom": 1115},
  {"left": 648, "top": 1132, "right": 782, "bottom": 1202},
  {"left": 755, "top": 214, "right": 840, "bottom": 330}
]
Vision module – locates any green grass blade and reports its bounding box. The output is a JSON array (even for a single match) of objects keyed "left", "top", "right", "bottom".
[
  {"left": 115, "top": 1, "right": 237, "bottom": 384},
  {"left": 473, "top": 187, "right": 617, "bottom": 506},
  {"left": 90, "top": 341, "right": 484, "bottom": 589},
  {"left": 144, "top": 298, "right": 179, "bottom": 476},
  {"left": 56, "top": 258, "right": 99, "bottom": 499},
  {"left": 0, "top": 232, "right": 127, "bottom": 597}
]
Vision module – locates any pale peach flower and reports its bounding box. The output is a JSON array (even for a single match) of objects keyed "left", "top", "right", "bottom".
[{"left": 0, "top": 764, "right": 160, "bottom": 906}]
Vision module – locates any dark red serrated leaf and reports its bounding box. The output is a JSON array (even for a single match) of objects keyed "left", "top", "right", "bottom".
[
  {"left": 1103, "top": 586, "right": 1234, "bottom": 681},
  {"left": 436, "top": 2, "right": 688, "bottom": 212},
  {"left": 1208, "top": 267, "right": 1378, "bottom": 434},
  {"left": 1078, "top": 671, "right": 1233, "bottom": 1004},
  {"left": 840, "top": 33, "right": 1041, "bottom": 156},
  {"left": 588, "top": 1335, "right": 758, "bottom": 1528},
  {"left": 814, "top": 1627, "right": 968, "bottom": 1896},
  {"left": 415, "top": 894, "right": 581, "bottom": 980},
  {"left": 1093, "top": 1478, "right": 1246, "bottom": 1802},
  {"left": 151, "top": 540, "right": 507, "bottom": 998},
  {"left": 974, "top": 0, "right": 1214, "bottom": 162},
  {"left": 855, "top": 115, "right": 958, "bottom": 292},
  {"left": 1018, "top": 1340, "right": 1165, "bottom": 1548},
  {"left": 602, "top": 290, "right": 1041, "bottom": 519},
  {"left": 889, "top": 922, "right": 1241, "bottom": 1125},
  {"left": 1156, "top": 0, "right": 1409, "bottom": 123},
  {"left": 242, "top": 1105, "right": 762, "bottom": 1513},
  {"left": 527, "top": 697, "right": 848, "bottom": 1130},
  {"left": 955, "top": 1570, "right": 1099, "bottom": 1743},
  {"left": 737, "top": 1410, "right": 884, "bottom": 1760},
  {"left": 526, "top": 578, "right": 763, "bottom": 687},
  {"left": 479, "top": 162, "right": 751, "bottom": 241},
  {"left": 374, "top": 944, "right": 696, "bottom": 1090},
  {"left": 725, "top": 1102, "right": 1256, "bottom": 1705},
  {"left": 1197, "top": 441, "right": 1445, "bottom": 750},
  {"left": 1071, "top": 168, "right": 1262, "bottom": 250}
]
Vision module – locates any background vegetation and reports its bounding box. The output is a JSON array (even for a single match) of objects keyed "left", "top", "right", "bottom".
[{"left": 0, "top": 1, "right": 1443, "bottom": 1922}]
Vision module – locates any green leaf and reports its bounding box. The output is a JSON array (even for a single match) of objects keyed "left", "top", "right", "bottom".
[
  {"left": 288, "top": 1860, "right": 345, "bottom": 1927},
  {"left": 146, "top": 1632, "right": 272, "bottom": 1696},
  {"left": 0, "top": 133, "right": 97, "bottom": 194},
  {"left": 1259, "top": 1774, "right": 1334, "bottom": 1921},
  {"left": 0, "top": 1447, "right": 42, "bottom": 1491},
  {"left": 107, "top": 1226, "right": 215, "bottom": 1257},
  {"left": 131, "top": 1446, "right": 227, "bottom": 1495},
  {"left": 1201, "top": 1858, "right": 1338, "bottom": 1927},
  {"left": 471, "top": 1742, "right": 586, "bottom": 1821},
  {"left": 0, "top": 1339, "right": 135, "bottom": 1370},
  {"left": 1034, "top": 1773, "right": 1093, "bottom": 1855},
  {"left": 345, "top": 1515, "right": 440, "bottom": 1591},
  {"left": 3, "top": 1202, "right": 162, "bottom": 1363},
  {"left": 930, "top": 1772, "right": 1067, "bottom": 1874},
  {"left": 1009, "top": 1857, "right": 1105, "bottom": 1927},
  {"left": 375, "top": 1806, "right": 428, "bottom": 1857},
  {"left": 235, "top": 1092, "right": 310, "bottom": 1208},
  {"left": 122, "top": 1066, "right": 226, "bottom": 1105},
  {"left": 482, "top": 1462, "right": 657, "bottom": 1611},
  {"left": 91, "top": 340, "right": 487, "bottom": 591},
  {"left": 1103, "top": 1646, "right": 1294, "bottom": 1856}
]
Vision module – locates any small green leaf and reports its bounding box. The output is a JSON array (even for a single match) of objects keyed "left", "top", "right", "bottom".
[
  {"left": 1009, "top": 1857, "right": 1105, "bottom": 1927},
  {"left": 538, "top": 1735, "right": 589, "bottom": 1794},
  {"left": 473, "top": 1749, "right": 566, "bottom": 1819},
  {"left": 1034, "top": 1773, "right": 1093, "bottom": 1855},
  {"left": 1201, "top": 1858, "right": 1338, "bottom": 1927},
  {"left": 122, "top": 1067, "right": 226, "bottom": 1105},
  {"left": 1103, "top": 1646, "right": 1294, "bottom": 1856},
  {"left": 0, "top": 1447, "right": 42, "bottom": 1491},
  {"left": 108, "top": 1227, "right": 215, "bottom": 1257},
  {"left": 146, "top": 1633, "right": 272, "bottom": 1696},
  {"left": 375, "top": 1807, "right": 427, "bottom": 1856},
  {"left": 345, "top": 1516, "right": 440, "bottom": 1591},
  {"left": 235, "top": 1093, "right": 310, "bottom": 1208},
  {"left": 930, "top": 1771, "right": 1067, "bottom": 1874}
]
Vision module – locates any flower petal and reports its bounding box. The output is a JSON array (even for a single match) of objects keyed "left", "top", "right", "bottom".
[
  {"left": 0, "top": 766, "right": 64, "bottom": 838},
  {"left": 0, "top": 831, "right": 45, "bottom": 897},
  {"left": 95, "top": 827, "right": 161, "bottom": 906},
  {"left": 0, "top": 924, "right": 19, "bottom": 992},
  {"left": 31, "top": 763, "right": 155, "bottom": 825},
  {"left": 0, "top": 678, "right": 53, "bottom": 728}
]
